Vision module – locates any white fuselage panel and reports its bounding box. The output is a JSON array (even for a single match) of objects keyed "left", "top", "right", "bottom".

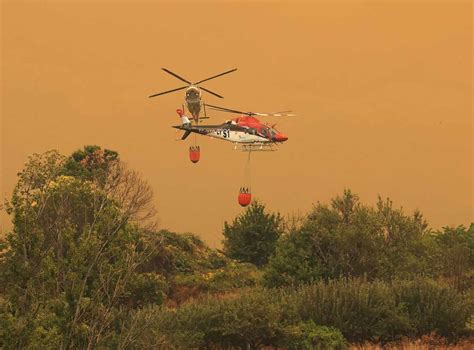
[{"left": 204, "top": 129, "right": 268, "bottom": 144}]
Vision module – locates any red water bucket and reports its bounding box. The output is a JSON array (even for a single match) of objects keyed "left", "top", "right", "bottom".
[
  {"left": 238, "top": 191, "right": 252, "bottom": 207},
  {"left": 189, "top": 146, "right": 200, "bottom": 163}
]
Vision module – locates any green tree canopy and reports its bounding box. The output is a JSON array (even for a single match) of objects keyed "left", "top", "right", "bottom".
[
  {"left": 0, "top": 147, "right": 163, "bottom": 349},
  {"left": 223, "top": 201, "right": 282, "bottom": 267},
  {"left": 432, "top": 224, "right": 474, "bottom": 291},
  {"left": 263, "top": 190, "right": 434, "bottom": 287}
]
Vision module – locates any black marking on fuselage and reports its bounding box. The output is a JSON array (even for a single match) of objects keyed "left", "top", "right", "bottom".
[
  {"left": 174, "top": 123, "right": 244, "bottom": 133},
  {"left": 172, "top": 122, "right": 270, "bottom": 141}
]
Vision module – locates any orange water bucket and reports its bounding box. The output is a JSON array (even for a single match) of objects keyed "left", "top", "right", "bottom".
[
  {"left": 189, "top": 146, "right": 200, "bottom": 163},
  {"left": 238, "top": 190, "right": 252, "bottom": 207}
]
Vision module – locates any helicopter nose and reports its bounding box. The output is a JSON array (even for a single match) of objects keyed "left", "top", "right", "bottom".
[{"left": 274, "top": 133, "right": 288, "bottom": 142}]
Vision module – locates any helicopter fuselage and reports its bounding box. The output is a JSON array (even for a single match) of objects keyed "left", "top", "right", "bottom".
[
  {"left": 185, "top": 86, "right": 202, "bottom": 119},
  {"left": 173, "top": 115, "right": 288, "bottom": 144}
]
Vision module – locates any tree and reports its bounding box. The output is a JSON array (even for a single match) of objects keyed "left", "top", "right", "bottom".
[
  {"left": 0, "top": 147, "right": 163, "bottom": 349},
  {"left": 223, "top": 201, "right": 282, "bottom": 267},
  {"left": 264, "top": 190, "right": 434, "bottom": 287},
  {"left": 432, "top": 225, "right": 474, "bottom": 292}
]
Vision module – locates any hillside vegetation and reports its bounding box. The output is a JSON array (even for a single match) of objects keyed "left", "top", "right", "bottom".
[{"left": 1, "top": 146, "right": 472, "bottom": 349}]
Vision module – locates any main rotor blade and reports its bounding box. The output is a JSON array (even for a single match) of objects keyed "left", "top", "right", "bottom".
[
  {"left": 205, "top": 104, "right": 295, "bottom": 117},
  {"left": 200, "top": 87, "right": 224, "bottom": 99},
  {"left": 253, "top": 111, "right": 296, "bottom": 117},
  {"left": 194, "top": 68, "right": 238, "bottom": 85},
  {"left": 204, "top": 104, "right": 245, "bottom": 114},
  {"left": 149, "top": 85, "right": 188, "bottom": 98},
  {"left": 161, "top": 68, "right": 192, "bottom": 84}
]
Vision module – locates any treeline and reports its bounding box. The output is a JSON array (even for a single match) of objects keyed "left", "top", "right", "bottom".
[
  {"left": 0, "top": 146, "right": 472, "bottom": 349},
  {"left": 226, "top": 193, "right": 473, "bottom": 293}
]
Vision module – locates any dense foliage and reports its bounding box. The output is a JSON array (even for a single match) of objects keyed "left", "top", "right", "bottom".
[
  {"left": 1, "top": 147, "right": 472, "bottom": 349},
  {"left": 263, "top": 190, "right": 466, "bottom": 288},
  {"left": 139, "top": 278, "right": 471, "bottom": 348},
  {"left": 223, "top": 201, "right": 283, "bottom": 267},
  {"left": 0, "top": 147, "right": 164, "bottom": 348},
  {"left": 137, "top": 288, "right": 348, "bottom": 349}
]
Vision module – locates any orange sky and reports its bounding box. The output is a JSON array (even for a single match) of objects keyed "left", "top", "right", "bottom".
[{"left": 1, "top": 1, "right": 472, "bottom": 246}]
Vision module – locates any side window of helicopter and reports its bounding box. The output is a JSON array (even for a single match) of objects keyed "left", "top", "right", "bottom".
[{"left": 261, "top": 127, "right": 269, "bottom": 137}]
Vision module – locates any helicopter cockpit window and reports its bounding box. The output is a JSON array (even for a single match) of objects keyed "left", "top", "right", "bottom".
[
  {"left": 186, "top": 89, "right": 199, "bottom": 99},
  {"left": 269, "top": 129, "right": 277, "bottom": 138},
  {"left": 260, "top": 127, "right": 269, "bottom": 137}
]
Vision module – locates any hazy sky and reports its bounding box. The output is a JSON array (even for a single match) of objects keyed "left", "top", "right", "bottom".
[{"left": 1, "top": 1, "right": 472, "bottom": 246}]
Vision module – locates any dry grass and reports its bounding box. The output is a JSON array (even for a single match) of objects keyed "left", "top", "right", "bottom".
[
  {"left": 349, "top": 337, "right": 473, "bottom": 350},
  {"left": 349, "top": 344, "right": 472, "bottom": 350}
]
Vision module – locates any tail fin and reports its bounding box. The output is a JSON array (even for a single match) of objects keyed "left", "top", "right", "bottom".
[
  {"left": 176, "top": 109, "right": 191, "bottom": 126},
  {"left": 181, "top": 115, "right": 191, "bottom": 125},
  {"left": 181, "top": 130, "right": 192, "bottom": 140}
]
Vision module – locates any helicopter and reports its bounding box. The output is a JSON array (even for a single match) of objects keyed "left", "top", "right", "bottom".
[
  {"left": 173, "top": 104, "right": 293, "bottom": 152},
  {"left": 173, "top": 104, "right": 294, "bottom": 206},
  {"left": 149, "top": 68, "right": 237, "bottom": 122}
]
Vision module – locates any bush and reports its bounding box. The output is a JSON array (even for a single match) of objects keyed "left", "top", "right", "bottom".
[
  {"left": 140, "top": 303, "right": 348, "bottom": 350},
  {"left": 432, "top": 225, "right": 474, "bottom": 292},
  {"left": 289, "top": 278, "right": 413, "bottom": 343},
  {"left": 171, "top": 262, "right": 262, "bottom": 303},
  {"left": 263, "top": 191, "right": 434, "bottom": 287},
  {"left": 154, "top": 288, "right": 301, "bottom": 349},
  {"left": 279, "top": 321, "right": 347, "bottom": 350},
  {"left": 393, "top": 278, "right": 474, "bottom": 339},
  {"left": 142, "top": 230, "right": 228, "bottom": 276},
  {"left": 282, "top": 278, "right": 472, "bottom": 343}
]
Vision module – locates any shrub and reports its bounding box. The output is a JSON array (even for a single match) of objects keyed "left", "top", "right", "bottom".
[
  {"left": 285, "top": 278, "right": 472, "bottom": 342},
  {"left": 119, "top": 278, "right": 471, "bottom": 347},
  {"left": 289, "top": 278, "right": 412, "bottom": 343},
  {"left": 168, "top": 262, "right": 262, "bottom": 304},
  {"left": 279, "top": 321, "right": 347, "bottom": 350},
  {"left": 263, "top": 191, "right": 434, "bottom": 288},
  {"left": 432, "top": 225, "right": 474, "bottom": 292},
  {"left": 393, "top": 278, "right": 473, "bottom": 339},
  {"left": 142, "top": 230, "right": 228, "bottom": 276},
  {"left": 155, "top": 288, "right": 300, "bottom": 349}
]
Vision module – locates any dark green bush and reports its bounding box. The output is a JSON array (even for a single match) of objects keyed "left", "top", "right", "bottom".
[
  {"left": 263, "top": 191, "right": 435, "bottom": 287},
  {"left": 288, "top": 278, "right": 413, "bottom": 343},
  {"left": 155, "top": 288, "right": 296, "bottom": 349},
  {"left": 78, "top": 278, "right": 474, "bottom": 348},
  {"left": 432, "top": 225, "right": 474, "bottom": 292},
  {"left": 153, "top": 287, "right": 338, "bottom": 348},
  {"left": 282, "top": 278, "right": 472, "bottom": 343},
  {"left": 278, "top": 321, "right": 347, "bottom": 350},
  {"left": 393, "top": 278, "right": 473, "bottom": 339}
]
